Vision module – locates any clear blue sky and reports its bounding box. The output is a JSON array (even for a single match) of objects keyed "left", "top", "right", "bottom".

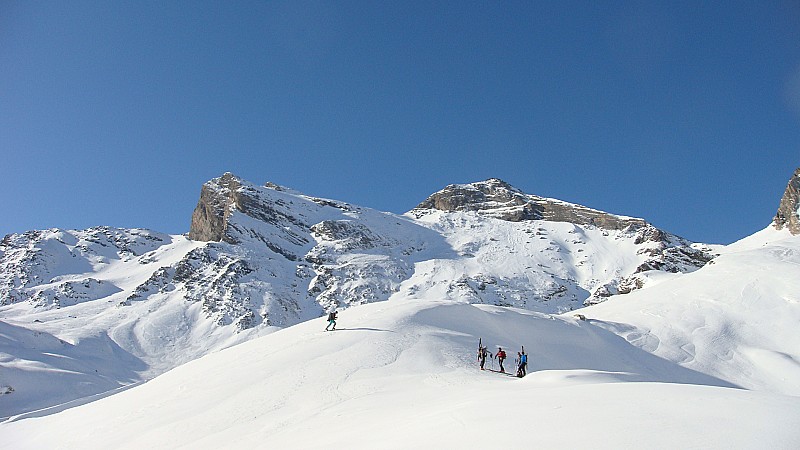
[{"left": 2, "top": 1, "right": 799, "bottom": 244}]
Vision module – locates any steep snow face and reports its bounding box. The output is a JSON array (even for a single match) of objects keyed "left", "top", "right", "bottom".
[
  {"left": 403, "top": 209, "right": 711, "bottom": 311},
  {"left": 2, "top": 299, "right": 799, "bottom": 449},
  {"left": 409, "top": 179, "right": 711, "bottom": 307},
  {"left": 582, "top": 227, "right": 800, "bottom": 395}
]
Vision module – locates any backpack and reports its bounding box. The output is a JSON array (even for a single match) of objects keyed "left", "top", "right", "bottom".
[
  {"left": 497, "top": 350, "right": 506, "bottom": 360},
  {"left": 328, "top": 312, "right": 336, "bottom": 321}
]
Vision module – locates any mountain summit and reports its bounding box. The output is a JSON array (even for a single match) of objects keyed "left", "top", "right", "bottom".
[
  {"left": 413, "top": 178, "right": 647, "bottom": 230},
  {"left": 187, "top": 172, "right": 242, "bottom": 243}
]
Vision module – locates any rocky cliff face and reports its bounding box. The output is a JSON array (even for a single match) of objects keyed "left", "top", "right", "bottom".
[
  {"left": 188, "top": 172, "right": 240, "bottom": 243},
  {"left": 160, "top": 173, "right": 434, "bottom": 328},
  {"left": 773, "top": 168, "right": 800, "bottom": 235}
]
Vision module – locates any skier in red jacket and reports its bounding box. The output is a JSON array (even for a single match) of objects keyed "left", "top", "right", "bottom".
[{"left": 495, "top": 347, "right": 507, "bottom": 373}]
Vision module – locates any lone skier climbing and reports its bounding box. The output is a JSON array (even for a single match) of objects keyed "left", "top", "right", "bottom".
[
  {"left": 495, "top": 347, "right": 507, "bottom": 373},
  {"left": 325, "top": 309, "right": 338, "bottom": 331}
]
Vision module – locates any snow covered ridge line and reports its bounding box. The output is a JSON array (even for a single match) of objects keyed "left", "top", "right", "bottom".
[
  {"left": 186, "top": 173, "right": 715, "bottom": 311},
  {"left": 0, "top": 227, "right": 172, "bottom": 307},
  {"left": 1, "top": 173, "right": 715, "bottom": 316}
]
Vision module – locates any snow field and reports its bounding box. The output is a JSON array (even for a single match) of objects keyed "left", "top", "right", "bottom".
[
  {"left": 584, "top": 227, "right": 800, "bottom": 395},
  {"left": 4, "top": 297, "right": 799, "bottom": 449}
]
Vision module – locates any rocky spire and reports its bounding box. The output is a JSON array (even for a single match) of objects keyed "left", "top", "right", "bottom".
[
  {"left": 188, "top": 173, "right": 241, "bottom": 242},
  {"left": 773, "top": 167, "right": 800, "bottom": 235}
]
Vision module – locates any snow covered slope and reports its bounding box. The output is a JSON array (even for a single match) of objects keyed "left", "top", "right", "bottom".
[
  {"left": 0, "top": 227, "right": 188, "bottom": 307},
  {"left": 582, "top": 226, "right": 800, "bottom": 395},
  {"left": 0, "top": 228, "right": 218, "bottom": 416},
  {"left": 403, "top": 209, "right": 708, "bottom": 311},
  {"left": 2, "top": 298, "right": 798, "bottom": 449}
]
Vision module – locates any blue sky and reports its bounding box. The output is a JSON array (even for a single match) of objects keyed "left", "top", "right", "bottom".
[{"left": 1, "top": 1, "right": 799, "bottom": 244}]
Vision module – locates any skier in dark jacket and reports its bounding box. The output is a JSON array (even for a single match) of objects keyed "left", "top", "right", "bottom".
[
  {"left": 477, "top": 346, "right": 491, "bottom": 370},
  {"left": 325, "top": 310, "right": 338, "bottom": 331},
  {"left": 495, "top": 347, "right": 507, "bottom": 373}
]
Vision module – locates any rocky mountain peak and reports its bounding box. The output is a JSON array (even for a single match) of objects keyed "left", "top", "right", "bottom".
[
  {"left": 412, "top": 178, "right": 532, "bottom": 219},
  {"left": 187, "top": 173, "right": 322, "bottom": 256},
  {"left": 773, "top": 167, "right": 800, "bottom": 235},
  {"left": 412, "top": 179, "right": 647, "bottom": 231},
  {"left": 472, "top": 177, "right": 523, "bottom": 192},
  {"left": 188, "top": 173, "right": 244, "bottom": 243}
]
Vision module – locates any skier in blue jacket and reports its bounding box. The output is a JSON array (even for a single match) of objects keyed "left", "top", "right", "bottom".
[{"left": 517, "top": 351, "right": 528, "bottom": 377}]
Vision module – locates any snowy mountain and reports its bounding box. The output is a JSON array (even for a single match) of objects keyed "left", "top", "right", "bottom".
[
  {"left": 2, "top": 168, "right": 798, "bottom": 442},
  {"left": 408, "top": 178, "right": 711, "bottom": 307},
  {"left": 2, "top": 250, "right": 800, "bottom": 448}
]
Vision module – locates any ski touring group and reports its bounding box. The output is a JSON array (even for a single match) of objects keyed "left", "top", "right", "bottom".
[
  {"left": 322, "top": 310, "right": 528, "bottom": 378},
  {"left": 478, "top": 339, "right": 527, "bottom": 378}
]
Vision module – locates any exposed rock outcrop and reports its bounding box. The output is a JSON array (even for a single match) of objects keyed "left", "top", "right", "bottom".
[
  {"left": 773, "top": 168, "right": 800, "bottom": 235},
  {"left": 188, "top": 173, "right": 241, "bottom": 243},
  {"left": 412, "top": 178, "right": 648, "bottom": 230},
  {"left": 181, "top": 174, "right": 428, "bottom": 327},
  {"left": 188, "top": 173, "right": 313, "bottom": 261}
]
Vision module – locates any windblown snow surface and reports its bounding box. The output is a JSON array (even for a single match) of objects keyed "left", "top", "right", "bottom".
[{"left": 2, "top": 228, "right": 799, "bottom": 448}]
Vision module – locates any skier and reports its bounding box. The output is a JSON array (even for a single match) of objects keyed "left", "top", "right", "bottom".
[
  {"left": 517, "top": 351, "right": 528, "bottom": 377},
  {"left": 325, "top": 309, "right": 338, "bottom": 331},
  {"left": 495, "top": 347, "right": 507, "bottom": 373},
  {"left": 477, "top": 345, "right": 491, "bottom": 370}
]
